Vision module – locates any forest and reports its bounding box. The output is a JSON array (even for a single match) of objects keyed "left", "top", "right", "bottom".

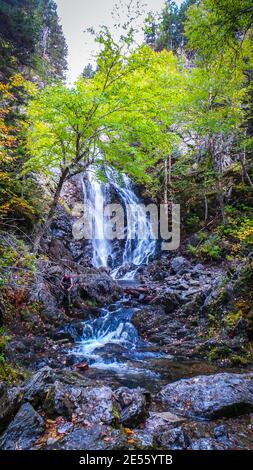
[{"left": 0, "top": 0, "right": 253, "bottom": 455}]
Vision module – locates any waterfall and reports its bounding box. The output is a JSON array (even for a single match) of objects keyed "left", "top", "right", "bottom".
[
  {"left": 82, "top": 166, "right": 156, "bottom": 279},
  {"left": 82, "top": 168, "right": 112, "bottom": 268}
]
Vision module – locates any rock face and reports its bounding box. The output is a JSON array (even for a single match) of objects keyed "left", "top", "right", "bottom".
[
  {"left": 0, "top": 403, "right": 45, "bottom": 450},
  {"left": 159, "top": 373, "right": 253, "bottom": 419}
]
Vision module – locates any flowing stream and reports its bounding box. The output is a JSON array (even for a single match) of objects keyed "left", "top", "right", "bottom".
[
  {"left": 71, "top": 168, "right": 217, "bottom": 389},
  {"left": 71, "top": 168, "right": 164, "bottom": 386}
]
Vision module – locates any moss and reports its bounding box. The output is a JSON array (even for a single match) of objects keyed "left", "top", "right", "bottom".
[
  {"left": 224, "top": 311, "right": 243, "bottom": 329},
  {"left": 112, "top": 403, "right": 121, "bottom": 427},
  {"left": 0, "top": 359, "right": 26, "bottom": 384}
]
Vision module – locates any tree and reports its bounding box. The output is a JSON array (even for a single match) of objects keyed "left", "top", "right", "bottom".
[
  {"left": 0, "top": 0, "right": 67, "bottom": 80},
  {"left": 25, "top": 29, "right": 183, "bottom": 252},
  {"left": 82, "top": 63, "right": 95, "bottom": 80},
  {"left": 185, "top": 0, "right": 253, "bottom": 190},
  {"left": 144, "top": 0, "right": 198, "bottom": 53},
  {"left": 175, "top": 58, "right": 247, "bottom": 224},
  {"left": 185, "top": 0, "right": 253, "bottom": 62},
  {"left": 35, "top": 0, "right": 68, "bottom": 80}
]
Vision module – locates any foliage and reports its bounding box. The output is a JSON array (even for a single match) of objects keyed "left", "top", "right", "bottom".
[
  {"left": 144, "top": 0, "right": 198, "bottom": 53},
  {"left": 0, "top": 233, "right": 36, "bottom": 288},
  {"left": 188, "top": 234, "right": 223, "bottom": 261},
  {"left": 0, "top": 0, "right": 67, "bottom": 80}
]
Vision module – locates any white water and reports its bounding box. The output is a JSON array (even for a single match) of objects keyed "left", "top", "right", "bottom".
[
  {"left": 73, "top": 300, "right": 162, "bottom": 381},
  {"left": 82, "top": 168, "right": 112, "bottom": 268},
  {"left": 83, "top": 166, "right": 156, "bottom": 279}
]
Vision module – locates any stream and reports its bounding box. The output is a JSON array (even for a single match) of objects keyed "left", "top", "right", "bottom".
[
  {"left": 69, "top": 293, "right": 218, "bottom": 392},
  {"left": 68, "top": 168, "right": 219, "bottom": 392}
]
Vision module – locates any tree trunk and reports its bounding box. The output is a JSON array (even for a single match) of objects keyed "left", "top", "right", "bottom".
[
  {"left": 164, "top": 158, "right": 168, "bottom": 204},
  {"left": 215, "top": 175, "right": 226, "bottom": 225},
  {"left": 33, "top": 168, "right": 69, "bottom": 254},
  {"left": 239, "top": 153, "right": 253, "bottom": 188}
]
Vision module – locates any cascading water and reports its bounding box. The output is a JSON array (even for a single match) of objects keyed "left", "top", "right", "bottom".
[
  {"left": 82, "top": 166, "right": 156, "bottom": 279},
  {"left": 72, "top": 166, "right": 163, "bottom": 385},
  {"left": 72, "top": 299, "right": 166, "bottom": 387},
  {"left": 82, "top": 168, "right": 112, "bottom": 268}
]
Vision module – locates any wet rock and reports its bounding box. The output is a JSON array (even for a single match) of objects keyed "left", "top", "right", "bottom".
[
  {"left": 78, "top": 274, "right": 122, "bottom": 306},
  {"left": 93, "top": 343, "right": 127, "bottom": 357},
  {"left": 47, "top": 425, "right": 129, "bottom": 450},
  {"left": 115, "top": 387, "right": 151, "bottom": 427},
  {"left": 171, "top": 257, "right": 190, "bottom": 274},
  {"left": 51, "top": 330, "right": 74, "bottom": 342},
  {"left": 65, "top": 354, "right": 78, "bottom": 366},
  {"left": 0, "top": 384, "right": 23, "bottom": 433},
  {"left": 159, "top": 373, "right": 253, "bottom": 419},
  {"left": 0, "top": 403, "right": 45, "bottom": 450},
  {"left": 24, "top": 366, "right": 56, "bottom": 406}
]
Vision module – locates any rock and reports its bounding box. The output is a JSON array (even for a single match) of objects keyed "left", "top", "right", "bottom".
[
  {"left": 0, "top": 384, "right": 23, "bottom": 433},
  {"left": 51, "top": 330, "right": 74, "bottom": 342},
  {"left": 136, "top": 411, "right": 185, "bottom": 449},
  {"left": 47, "top": 425, "right": 129, "bottom": 450},
  {"left": 5, "top": 339, "right": 36, "bottom": 365},
  {"left": 156, "top": 427, "right": 186, "bottom": 450},
  {"left": 24, "top": 366, "right": 56, "bottom": 406},
  {"left": 193, "top": 263, "right": 204, "bottom": 274},
  {"left": 43, "top": 380, "right": 75, "bottom": 419},
  {"left": 0, "top": 403, "right": 45, "bottom": 450},
  {"left": 79, "top": 386, "right": 120, "bottom": 425},
  {"left": 213, "top": 424, "right": 227, "bottom": 438},
  {"left": 78, "top": 274, "right": 122, "bottom": 306},
  {"left": 154, "top": 291, "right": 180, "bottom": 312},
  {"left": 159, "top": 373, "right": 253, "bottom": 419},
  {"left": 115, "top": 387, "right": 150, "bottom": 427},
  {"left": 190, "top": 438, "right": 226, "bottom": 450},
  {"left": 171, "top": 257, "right": 190, "bottom": 274},
  {"left": 144, "top": 412, "right": 185, "bottom": 432}
]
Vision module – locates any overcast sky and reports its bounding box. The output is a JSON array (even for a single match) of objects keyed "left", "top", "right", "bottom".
[{"left": 55, "top": 0, "right": 183, "bottom": 84}]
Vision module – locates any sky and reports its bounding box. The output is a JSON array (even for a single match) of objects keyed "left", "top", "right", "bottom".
[{"left": 55, "top": 0, "right": 183, "bottom": 84}]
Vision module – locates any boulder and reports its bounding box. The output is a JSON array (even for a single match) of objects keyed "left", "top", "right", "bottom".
[
  {"left": 190, "top": 438, "right": 226, "bottom": 450},
  {"left": 159, "top": 373, "right": 253, "bottom": 419},
  {"left": 144, "top": 411, "right": 185, "bottom": 432},
  {"left": 77, "top": 386, "right": 120, "bottom": 426},
  {"left": 47, "top": 425, "right": 129, "bottom": 450},
  {"left": 43, "top": 380, "right": 75, "bottom": 419},
  {"left": 0, "top": 384, "right": 23, "bottom": 433},
  {"left": 156, "top": 426, "right": 186, "bottom": 450},
  {"left": 0, "top": 403, "right": 45, "bottom": 450},
  {"left": 135, "top": 411, "right": 185, "bottom": 448},
  {"left": 115, "top": 387, "right": 151, "bottom": 427},
  {"left": 24, "top": 366, "right": 56, "bottom": 406}
]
